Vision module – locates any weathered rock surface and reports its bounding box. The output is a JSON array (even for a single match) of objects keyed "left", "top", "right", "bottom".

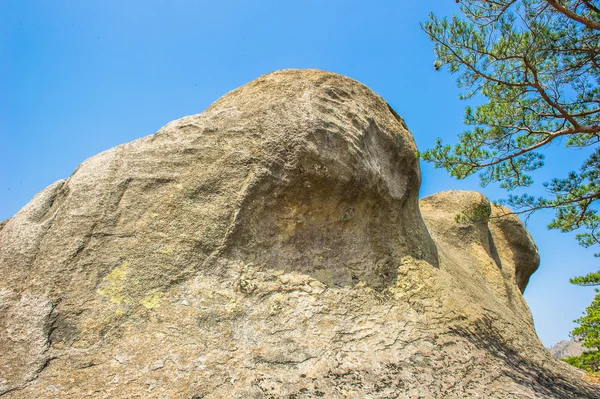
[{"left": 1, "top": 70, "right": 597, "bottom": 398}]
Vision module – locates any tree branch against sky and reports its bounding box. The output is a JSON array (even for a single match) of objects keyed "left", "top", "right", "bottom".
[{"left": 421, "top": 0, "right": 600, "bottom": 246}]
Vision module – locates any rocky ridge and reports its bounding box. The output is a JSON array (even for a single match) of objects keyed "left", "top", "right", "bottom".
[{"left": 549, "top": 340, "right": 585, "bottom": 359}]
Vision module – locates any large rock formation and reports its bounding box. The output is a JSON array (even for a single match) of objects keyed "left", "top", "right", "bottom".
[{"left": 0, "top": 70, "right": 597, "bottom": 398}]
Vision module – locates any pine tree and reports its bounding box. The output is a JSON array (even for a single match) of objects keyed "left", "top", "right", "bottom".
[
  {"left": 564, "top": 270, "right": 600, "bottom": 372},
  {"left": 421, "top": 0, "right": 600, "bottom": 238}
]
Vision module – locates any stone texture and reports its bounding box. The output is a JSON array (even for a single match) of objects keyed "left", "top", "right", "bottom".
[{"left": 0, "top": 69, "right": 597, "bottom": 398}]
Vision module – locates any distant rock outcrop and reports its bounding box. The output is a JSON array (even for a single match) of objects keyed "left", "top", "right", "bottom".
[
  {"left": 1, "top": 70, "right": 597, "bottom": 398},
  {"left": 549, "top": 339, "right": 585, "bottom": 359}
]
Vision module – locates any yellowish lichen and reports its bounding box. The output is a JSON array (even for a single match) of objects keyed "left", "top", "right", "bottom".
[
  {"left": 140, "top": 291, "right": 164, "bottom": 309},
  {"left": 97, "top": 261, "right": 131, "bottom": 306}
]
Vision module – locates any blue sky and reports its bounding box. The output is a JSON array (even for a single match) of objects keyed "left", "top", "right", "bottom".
[{"left": 2, "top": 0, "right": 597, "bottom": 347}]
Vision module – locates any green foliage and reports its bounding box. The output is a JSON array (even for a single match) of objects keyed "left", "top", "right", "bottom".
[
  {"left": 571, "top": 270, "right": 600, "bottom": 286},
  {"left": 454, "top": 203, "right": 492, "bottom": 223},
  {"left": 572, "top": 291, "right": 600, "bottom": 350},
  {"left": 563, "top": 351, "right": 600, "bottom": 373},
  {"left": 566, "top": 270, "right": 600, "bottom": 372},
  {"left": 421, "top": 0, "right": 600, "bottom": 246},
  {"left": 571, "top": 271, "right": 600, "bottom": 349}
]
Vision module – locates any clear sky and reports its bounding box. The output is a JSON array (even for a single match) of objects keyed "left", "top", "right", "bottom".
[{"left": 2, "top": 0, "right": 597, "bottom": 347}]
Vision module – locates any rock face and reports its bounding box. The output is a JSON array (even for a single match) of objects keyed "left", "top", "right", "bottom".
[{"left": 0, "top": 70, "right": 597, "bottom": 398}]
